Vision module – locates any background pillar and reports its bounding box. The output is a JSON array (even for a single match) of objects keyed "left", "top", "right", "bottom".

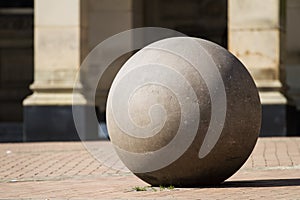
[
  {"left": 23, "top": 0, "right": 97, "bottom": 141},
  {"left": 228, "top": 0, "right": 287, "bottom": 136}
]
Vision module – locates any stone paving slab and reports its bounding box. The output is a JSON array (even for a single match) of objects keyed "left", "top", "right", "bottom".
[{"left": 0, "top": 137, "right": 299, "bottom": 199}]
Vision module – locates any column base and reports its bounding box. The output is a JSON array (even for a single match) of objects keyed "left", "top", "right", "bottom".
[
  {"left": 259, "top": 91, "right": 287, "bottom": 136},
  {"left": 260, "top": 104, "right": 286, "bottom": 136},
  {"left": 0, "top": 123, "right": 23, "bottom": 142},
  {"left": 286, "top": 105, "right": 300, "bottom": 136},
  {"left": 24, "top": 105, "right": 98, "bottom": 141}
]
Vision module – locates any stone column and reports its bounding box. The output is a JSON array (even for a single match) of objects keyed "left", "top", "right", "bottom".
[
  {"left": 228, "top": 0, "right": 286, "bottom": 136},
  {"left": 23, "top": 0, "right": 97, "bottom": 141}
]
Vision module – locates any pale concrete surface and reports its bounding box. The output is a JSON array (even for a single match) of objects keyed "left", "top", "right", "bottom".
[{"left": 0, "top": 137, "right": 300, "bottom": 199}]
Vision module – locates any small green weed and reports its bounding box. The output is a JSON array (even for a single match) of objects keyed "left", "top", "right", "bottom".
[
  {"left": 168, "top": 185, "right": 175, "bottom": 190},
  {"left": 132, "top": 186, "right": 157, "bottom": 192},
  {"left": 159, "top": 185, "right": 175, "bottom": 191},
  {"left": 133, "top": 185, "right": 175, "bottom": 192},
  {"left": 133, "top": 186, "right": 148, "bottom": 191}
]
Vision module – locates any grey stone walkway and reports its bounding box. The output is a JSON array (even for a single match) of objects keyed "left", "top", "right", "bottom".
[{"left": 0, "top": 137, "right": 300, "bottom": 199}]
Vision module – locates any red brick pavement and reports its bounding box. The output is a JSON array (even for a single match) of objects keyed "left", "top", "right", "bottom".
[{"left": 0, "top": 137, "right": 299, "bottom": 199}]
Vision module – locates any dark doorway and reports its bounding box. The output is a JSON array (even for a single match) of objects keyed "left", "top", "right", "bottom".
[
  {"left": 143, "top": 0, "right": 228, "bottom": 48},
  {"left": 0, "top": 0, "right": 34, "bottom": 142}
]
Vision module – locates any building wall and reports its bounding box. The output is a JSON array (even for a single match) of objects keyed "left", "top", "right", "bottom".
[{"left": 0, "top": 0, "right": 299, "bottom": 141}]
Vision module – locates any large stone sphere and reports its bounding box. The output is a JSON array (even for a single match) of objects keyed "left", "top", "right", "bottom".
[{"left": 106, "top": 37, "right": 261, "bottom": 186}]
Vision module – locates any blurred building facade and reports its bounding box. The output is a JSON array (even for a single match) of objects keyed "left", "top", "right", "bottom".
[{"left": 0, "top": 0, "right": 299, "bottom": 141}]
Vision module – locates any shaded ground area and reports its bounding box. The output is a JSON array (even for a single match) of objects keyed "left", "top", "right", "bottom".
[{"left": 0, "top": 138, "right": 300, "bottom": 199}]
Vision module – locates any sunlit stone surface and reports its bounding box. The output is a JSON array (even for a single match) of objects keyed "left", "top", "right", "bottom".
[{"left": 106, "top": 37, "right": 261, "bottom": 186}]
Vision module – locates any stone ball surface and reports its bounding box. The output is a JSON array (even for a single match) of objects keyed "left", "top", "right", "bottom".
[{"left": 106, "top": 37, "right": 261, "bottom": 186}]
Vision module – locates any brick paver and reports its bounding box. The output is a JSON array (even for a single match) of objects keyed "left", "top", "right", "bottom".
[{"left": 0, "top": 138, "right": 300, "bottom": 199}]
